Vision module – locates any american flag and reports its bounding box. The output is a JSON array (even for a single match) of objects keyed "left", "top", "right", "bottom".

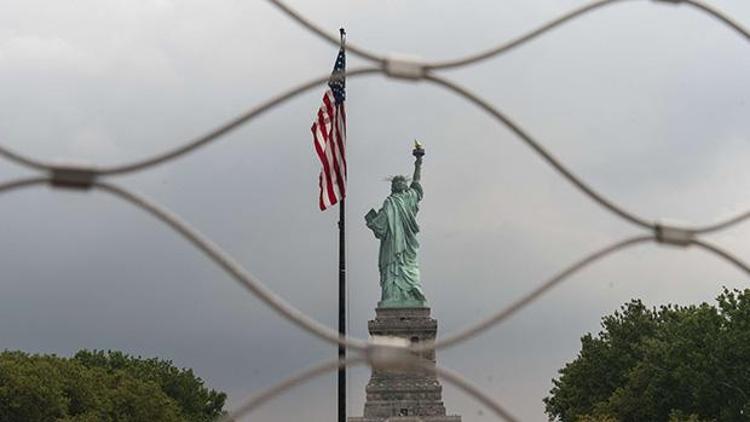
[{"left": 311, "top": 46, "right": 346, "bottom": 211}]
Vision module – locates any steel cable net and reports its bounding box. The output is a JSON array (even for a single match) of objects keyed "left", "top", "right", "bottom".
[{"left": 1, "top": 0, "right": 750, "bottom": 420}]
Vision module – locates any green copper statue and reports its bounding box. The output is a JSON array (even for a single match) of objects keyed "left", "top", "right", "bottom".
[{"left": 365, "top": 141, "right": 427, "bottom": 308}]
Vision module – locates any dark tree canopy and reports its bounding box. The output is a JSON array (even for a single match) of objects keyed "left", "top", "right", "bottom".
[
  {"left": 0, "top": 349, "right": 226, "bottom": 422},
  {"left": 544, "top": 288, "right": 750, "bottom": 422}
]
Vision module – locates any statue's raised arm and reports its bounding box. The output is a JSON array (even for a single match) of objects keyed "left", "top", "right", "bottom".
[{"left": 364, "top": 141, "right": 428, "bottom": 308}]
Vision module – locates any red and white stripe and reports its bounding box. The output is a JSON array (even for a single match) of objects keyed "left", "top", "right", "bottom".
[{"left": 311, "top": 89, "right": 347, "bottom": 210}]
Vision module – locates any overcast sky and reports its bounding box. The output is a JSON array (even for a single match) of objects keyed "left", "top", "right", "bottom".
[{"left": 1, "top": 1, "right": 750, "bottom": 421}]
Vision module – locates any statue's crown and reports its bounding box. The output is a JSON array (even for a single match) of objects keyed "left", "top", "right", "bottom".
[{"left": 386, "top": 175, "right": 410, "bottom": 183}]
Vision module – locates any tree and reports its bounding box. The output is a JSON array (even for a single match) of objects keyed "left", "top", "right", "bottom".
[
  {"left": 544, "top": 288, "right": 750, "bottom": 422},
  {"left": 0, "top": 349, "right": 226, "bottom": 422}
]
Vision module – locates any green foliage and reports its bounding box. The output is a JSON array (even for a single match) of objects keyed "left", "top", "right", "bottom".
[
  {"left": 545, "top": 288, "right": 750, "bottom": 422},
  {"left": 0, "top": 349, "right": 226, "bottom": 422}
]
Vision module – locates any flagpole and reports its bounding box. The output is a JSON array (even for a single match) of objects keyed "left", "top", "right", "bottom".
[
  {"left": 338, "top": 198, "right": 346, "bottom": 422},
  {"left": 337, "top": 27, "right": 347, "bottom": 422}
]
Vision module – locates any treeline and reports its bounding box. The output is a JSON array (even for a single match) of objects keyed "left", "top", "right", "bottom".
[
  {"left": 0, "top": 349, "right": 226, "bottom": 422},
  {"left": 545, "top": 287, "right": 750, "bottom": 422}
]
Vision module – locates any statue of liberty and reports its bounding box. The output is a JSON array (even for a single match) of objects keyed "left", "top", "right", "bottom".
[{"left": 365, "top": 141, "right": 427, "bottom": 308}]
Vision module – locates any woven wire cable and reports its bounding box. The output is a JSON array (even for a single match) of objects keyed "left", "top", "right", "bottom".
[
  {"left": 94, "top": 181, "right": 369, "bottom": 352},
  {"left": 219, "top": 357, "right": 366, "bottom": 422},
  {"left": 266, "top": 0, "right": 750, "bottom": 70},
  {"left": 0, "top": 68, "right": 381, "bottom": 176},
  {"left": 0, "top": 177, "right": 50, "bottom": 193},
  {"left": 2, "top": 175, "right": 748, "bottom": 421},
  {"left": 421, "top": 235, "right": 655, "bottom": 352},
  {"left": 691, "top": 239, "right": 750, "bottom": 275},
  {"left": 0, "top": 0, "right": 749, "bottom": 419},
  {"left": 225, "top": 355, "right": 521, "bottom": 421}
]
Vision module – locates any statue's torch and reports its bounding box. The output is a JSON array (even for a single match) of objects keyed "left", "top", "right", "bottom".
[{"left": 412, "top": 139, "right": 425, "bottom": 159}]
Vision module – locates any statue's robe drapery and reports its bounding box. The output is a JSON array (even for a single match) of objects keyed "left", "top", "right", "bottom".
[{"left": 365, "top": 181, "right": 426, "bottom": 307}]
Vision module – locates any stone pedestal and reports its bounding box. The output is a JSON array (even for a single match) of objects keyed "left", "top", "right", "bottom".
[{"left": 349, "top": 307, "right": 461, "bottom": 422}]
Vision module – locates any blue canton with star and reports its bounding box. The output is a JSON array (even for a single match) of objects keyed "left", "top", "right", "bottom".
[{"left": 328, "top": 47, "right": 346, "bottom": 105}]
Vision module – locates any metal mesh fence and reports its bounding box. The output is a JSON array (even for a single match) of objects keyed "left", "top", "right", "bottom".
[{"left": 1, "top": 0, "right": 750, "bottom": 420}]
